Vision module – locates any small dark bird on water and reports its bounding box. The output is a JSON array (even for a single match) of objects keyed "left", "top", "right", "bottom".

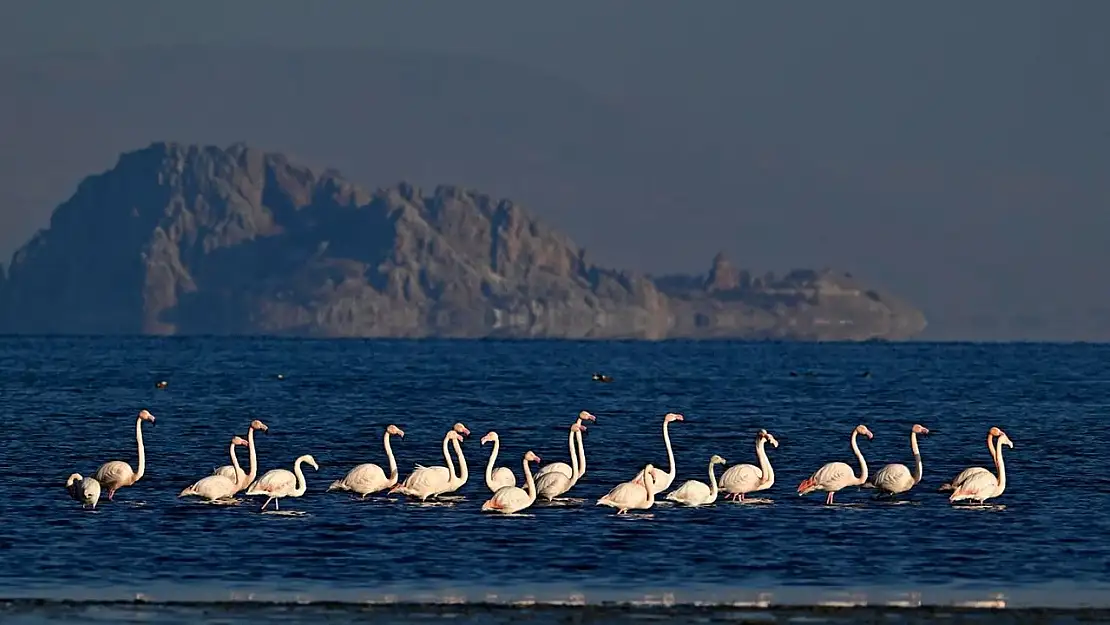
[
  {"left": 592, "top": 373, "right": 613, "bottom": 383},
  {"left": 155, "top": 381, "right": 168, "bottom": 389}
]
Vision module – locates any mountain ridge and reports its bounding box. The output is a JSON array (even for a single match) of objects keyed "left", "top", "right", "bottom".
[{"left": 0, "top": 142, "right": 927, "bottom": 340}]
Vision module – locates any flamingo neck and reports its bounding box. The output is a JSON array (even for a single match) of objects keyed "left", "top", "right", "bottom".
[
  {"left": 450, "top": 436, "right": 468, "bottom": 486},
  {"left": 384, "top": 431, "right": 398, "bottom": 486},
  {"left": 993, "top": 437, "right": 1007, "bottom": 496},
  {"left": 441, "top": 433, "right": 456, "bottom": 479},
  {"left": 986, "top": 431, "right": 998, "bottom": 465},
  {"left": 850, "top": 430, "right": 868, "bottom": 485},
  {"left": 292, "top": 457, "right": 308, "bottom": 496},
  {"left": 910, "top": 431, "right": 923, "bottom": 484},
  {"left": 133, "top": 417, "right": 147, "bottom": 484},
  {"left": 567, "top": 428, "right": 580, "bottom": 482},
  {"left": 229, "top": 441, "right": 243, "bottom": 479},
  {"left": 574, "top": 428, "right": 587, "bottom": 480},
  {"left": 522, "top": 456, "right": 537, "bottom": 503},
  {"left": 245, "top": 427, "right": 258, "bottom": 485},
  {"left": 484, "top": 437, "right": 501, "bottom": 491},
  {"left": 755, "top": 438, "right": 774, "bottom": 488},
  {"left": 661, "top": 419, "right": 676, "bottom": 481},
  {"left": 707, "top": 460, "right": 720, "bottom": 499}
]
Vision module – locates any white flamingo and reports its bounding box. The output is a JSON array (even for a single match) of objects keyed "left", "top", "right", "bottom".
[
  {"left": 949, "top": 430, "right": 1013, "bottom": 504},
  {"left": 328, "top": 424, "right": 405, "bottom": 497},
  {"left": 178, "top": 437, "right": 250, "bottom": 501},
  {"left": 481, "top": 451, "right": 542, "bottom": 514},
  {"left": 631, "top": 412, "right": 684, "bottom": 494},
  {"left": 535, "top": 423, "right": 588, "bottom": 501},
  {"left": 479, "top": 431, "right": 516, "bottom": 492},
  {"left": 938, "top": 427, "right": 1002, "bottom": 492},
  {"left": 535, "top": 410, "right": 596, "bottom": 479},
  {"left": 65, "top": 473, "right": 101, "bottom": 509},
  {"left": 213, "top": 419, "right": 269, "bottom": 488},
  {"left": 245, "top": 454, "right": 319, "bottom": 511},
  {"left": 597, "top": 464, "right": 657, "bottom": 514},
  {"left": 868, "top": 424, "right": 929, "bottom": 497},
  {"left": 719, "top": 429, "right": 779, "bottom": 502},
  {"left": 93, "top": 409, "right": 156, "bottom": 501},
  {"left": 666, "top": 454, "right": 727, "bottom": 507},
  {"left": 797, "top": 424, "right": 874, "bottom": 504},
  {"left": 389, "top": 423, "right": 470, "bottom": 501}
]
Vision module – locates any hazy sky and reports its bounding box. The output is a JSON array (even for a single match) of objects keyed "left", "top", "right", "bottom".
[{"left": 1, "top": 1, "right": 1108, "bottom": 339}]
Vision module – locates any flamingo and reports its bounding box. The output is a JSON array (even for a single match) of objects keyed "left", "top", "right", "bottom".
[
  {"left": 328, "top": 424, "right": 405, "bottom": 497},
  {"left": 535, "top": 411, "right": 596, "bottom": 479},
  {"left": 797, "top": 424, "right": 874, "bottom": 504},
  {"left": 719, "top": 429, "right": 779, "bottom": 502},
  {"left": 938, "top": 427, "right": 1002, "bottom": 492},
  {"left": 93, "top": 409, "right": 156, "bottom": 501},
  {"left": 179, "top": 437, "right": 250, "bottom": 501},
  {"left": 631, "top": 412, "right": 684, "bottom": 494},
  {"left": 245, "top": 454, "right": 319, "bottom": 511},
  {"left": 481, "top": 451, "right": 542, "bottom": 514},
  {"left": 535, "top": 423, "right": 588, "bottom": 501},
  {"left": 597, "top": 464, "right": 657, "bottom": 514},
  {"left": 665, "top": 454, "right": 727, "bottom": 507},
  {"left": 479, "top": 431, "right": 516, "bottom": 492},
  {"left": 65, "top": 473, "right": 101, "bottom": 509},
  {"left": 213, "top": 419, "right": 269, "bottom": 487},
  {"left": 949, "top": 431, "right": 1013, "bottom": 504},
  {"left": 867, "top": 424, "right": 929, "bottom": 497},
  {"left": 389, "top": 423, "right": 470, "bottom": 500}
]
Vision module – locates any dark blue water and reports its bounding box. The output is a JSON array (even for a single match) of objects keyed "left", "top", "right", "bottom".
[{"left": 1, "top": 337, "right": 1108, "bottom": 616}]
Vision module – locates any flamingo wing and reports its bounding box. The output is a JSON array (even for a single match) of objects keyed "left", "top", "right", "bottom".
[
  {"left": 598, "top": 481, "right": 649, "bottom": 508},
  {"left": 950, "top": 470, "right": 999, "bottom": 501},
  {"left": 535, "top": 471, "right": 571, "bottom": 499},
  {"left": 490, "top": 467, "right": 516, "bottom": 489},
  {"left": 809, "top": 461, "right": 856, "bottom": 490},
  {"left": 535, "top": 462, "right": 573, "bottom": 479},
  {"left": 665, "top": 479, "right": 710, "bottom": 505},
  {"left": 94, "top": 461, "right": 133, "bottom": 487},
  {"left": 337, "top": 463, "right": 388, "bottom": 493},
  {"left": 212, "top": 464, "right": 245, "bottom": 482},
  {"left": 401, "top": 466, "right": 450, "bottom": 492},
  {"left": 249, "top": 469, "right": 297, "bottom": 495},
  {"left": 719, "top": 463, "right": 763, "bottom": 493},
  {"left": 188, "top": 475, "right": 240, "bottom": 500},
  {"left": 484, "top": 485, "right": 531, "bottom": 511},
  {"left": 872, "top": 463, "right": 913, "bottom": 492}
]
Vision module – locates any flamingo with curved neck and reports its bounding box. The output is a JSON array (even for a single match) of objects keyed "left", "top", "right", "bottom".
[
  {"left": 328, "top": 425, "right": 406, "bottom": 497},
  {"left": 719, "top": 429, "right": 779, "bottom": 502},
  {"left": 179, "top": 437, "right": 250, "bottom": 501},
  {"left": 389, "top": 423, "right": 470, "bottom": 501},
  {"left": 480, "top": 431, "right": 516, "bottom": 492},
  {"left": 535, "top": 411, "right": 596, "bottom": 480},
  {"left": 869, "top": 424, "right": 929, "bottom": 497},
  {"left": 93, "top": 409, "right": 156, "bottom": 501},
  {"left": 535, "top": 423, "right": 588, "bottom": 500},
  {"left": 939, "top": 427, "right": 1002, "bottom": 492},
  {"left": 797, "top": 424, "right": 873, "bottom": 504},
  {"left": 214, "top": 419, "right": 269, "bottom": 489},
  {"left": 246, "top": 454, "right": 320, "bottom": 511},
  {"left": 481, "top": 451, "right": 542, "bottom": 514},
  {"left": 665, "top": 454, "right": 728, "bottom": 507},
  {"left": 597, "top": 464, "right": 657, "bottom": 514},
  {"left": 949, "top": 431, "right": 1013, "bottom": 504},
  {"left": 632, "top": 413, "right": 684, "bottom": 494}
]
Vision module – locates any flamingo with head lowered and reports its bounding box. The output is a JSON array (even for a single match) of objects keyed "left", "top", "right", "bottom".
[
  {"left": 949, "top": 430, "right": 1013, "bottom": 504},
  {"left": 797, "top": 424, "right": 874, "bottom": 504},
  {"left": 938, "top": 427, "right": 1002, "bottom": 492},
  {"left": 65, "top": 473, "right": 101, "bottom": 509},
  {"left": 631, "top": 412, "right": 684, "bottom": 494},
  {"left": 93, "top": 409, "right": 156, "bottom": 501},
  {"left": 719, "top": 429, "right": 779, "bottom": 502},
  {"left": 328, "top": 424, "right": 405, "bottom": 497},
  {"left": 535, "top": 411, "right": 596, "bottom": 480},
  {"left": 479, "top": 431, "right": 516, "bottom": 492},
  {"left": 867, "top": 424, "right": 929, "bottom": 497}
]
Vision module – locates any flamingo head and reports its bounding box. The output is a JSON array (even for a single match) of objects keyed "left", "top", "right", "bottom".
[
  {"left": 301, "top": 455, "right": 320, "bottom": 471},
  {"left": 66, "top": 473, "right": 82, "bottom": 487},
  {"left": 570, "top": 423, "right": 587, "bottom": 433},
  {"left": 642, "top": 464, "right": 656, "bottom": 485},
  {"left": 250, "top": 419, "right": 269, "bottom": 432},
  {"left": 912, "top": 424, "right": 929, "bottom": 435},
  {"left": 759, "top": 429, "right": 780, "bottom": 448},
  {"left": 710, "top": 454, "right": 727, "bottom": 465},
  {"left": 578, "top": 410, "right": 597, "bottom": 422},
  {"left": 855, "top": 424, "right": 874, "bottom": 439},
  {"left": 998, "top": 433, "right": 1014, "bottom": 449},
  {"left": 138, "top": 409, "right": 156, "bottom": 425},
  {"left": 386, "top": 424, "right": 405, "bottom": 438},
  {"left": 664, "top": 412, "right": 684, "bottom": 423},
  {"left": 989, "top": 426, "right": 1004, "bottom": 437},
  {"left": 453, "top": 423, "right": 471, "bottom": 437},
  {"left": 524, "top": 451, "right": 542, "bottom": 464},
  {"left": 232, "top": 436, "right": 249, "bottom": 447},
  {"left": 480, "top": 431, "right": 498, "bottom": 445},
  {"left": 447, "top": 430, "right": 465, "bottom": 444}
]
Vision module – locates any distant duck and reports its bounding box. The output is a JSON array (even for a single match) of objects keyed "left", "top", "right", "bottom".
[
  {"left": 592, "top": 373, "right": 613, "bottom": 383},
  {"left": 155, "top": 381, "right": 168, "bottom": 389},
  {"left": 276, "top": 374, "right": 284, "bottom": 380}
]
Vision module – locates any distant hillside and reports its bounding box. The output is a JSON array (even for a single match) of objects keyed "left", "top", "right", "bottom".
[{"left": 0, "top": 143, "right": 926, "bottom": 339}]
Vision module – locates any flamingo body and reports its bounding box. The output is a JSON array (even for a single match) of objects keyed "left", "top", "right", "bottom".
[
  {"left": 720, "top": 429, "right": 778, "bottom": 501},
  {"left": 329, "top": 424, "right": 404, "bottom": 497},
  {"left": 246, "top": 454, "right": 319, "bottom": 511},
  {"left": 666, "top": 454, "right": 727, "bottom": 507},
  {"left": 871, "top": 463, "right": 914, "bottom": 494},
  {"left": 482, "top": 451, "right": 541, "bottom": 514},
  {"left": 66, "top": 473, "right": 101, "bottom": 509},
  {"left": 597, "top": 464, "right": 657, "bottom": 514},
  {"left": 798, "top": 424, "right": 873, "bottom": 505},
  {"left": 180, "top": 474, "right": 240, "bottom": 501}
]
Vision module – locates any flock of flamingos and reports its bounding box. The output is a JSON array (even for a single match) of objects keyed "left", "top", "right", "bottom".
[{"left": 64, "top": 409, "right": 1014, "bottom": 514}]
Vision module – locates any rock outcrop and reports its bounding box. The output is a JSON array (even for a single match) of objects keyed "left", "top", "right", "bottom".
[{"left": 0, "top": 142, "right": 926, "bottom": 340}]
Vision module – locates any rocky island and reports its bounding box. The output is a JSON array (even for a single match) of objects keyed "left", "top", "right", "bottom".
[{"left": 0, "top": 143, "right": 926, "bottom": 340}]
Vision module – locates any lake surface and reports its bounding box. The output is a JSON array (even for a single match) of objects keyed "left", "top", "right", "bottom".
[{"left": 1, "top": 337, "right": 1108, "bottom": 623}]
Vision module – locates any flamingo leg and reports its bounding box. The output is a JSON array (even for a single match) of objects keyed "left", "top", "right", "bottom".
[
  {"left": 275, "top": 499, "right": 279, "bottom": 511},
  {"left": 738, "top": 493, "right": 746, "bottom": 502},
  {"left": 826, "top": 492, "right": 835, "bottom": 505},
  {"left": 107, "top": 489, "right": 116, "bottom": 501},
  {"left": 260, "top": 497, "right": 273, "bottom": 511}
]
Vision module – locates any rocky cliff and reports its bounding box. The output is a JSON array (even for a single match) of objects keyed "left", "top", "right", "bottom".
[{"left": 0, "top": 143, "right": 926, "bottom": 339}]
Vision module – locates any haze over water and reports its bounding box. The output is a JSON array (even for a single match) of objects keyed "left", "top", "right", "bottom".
[{"left": 1, "top": 337, "right": 1108, "bottom": 619}]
